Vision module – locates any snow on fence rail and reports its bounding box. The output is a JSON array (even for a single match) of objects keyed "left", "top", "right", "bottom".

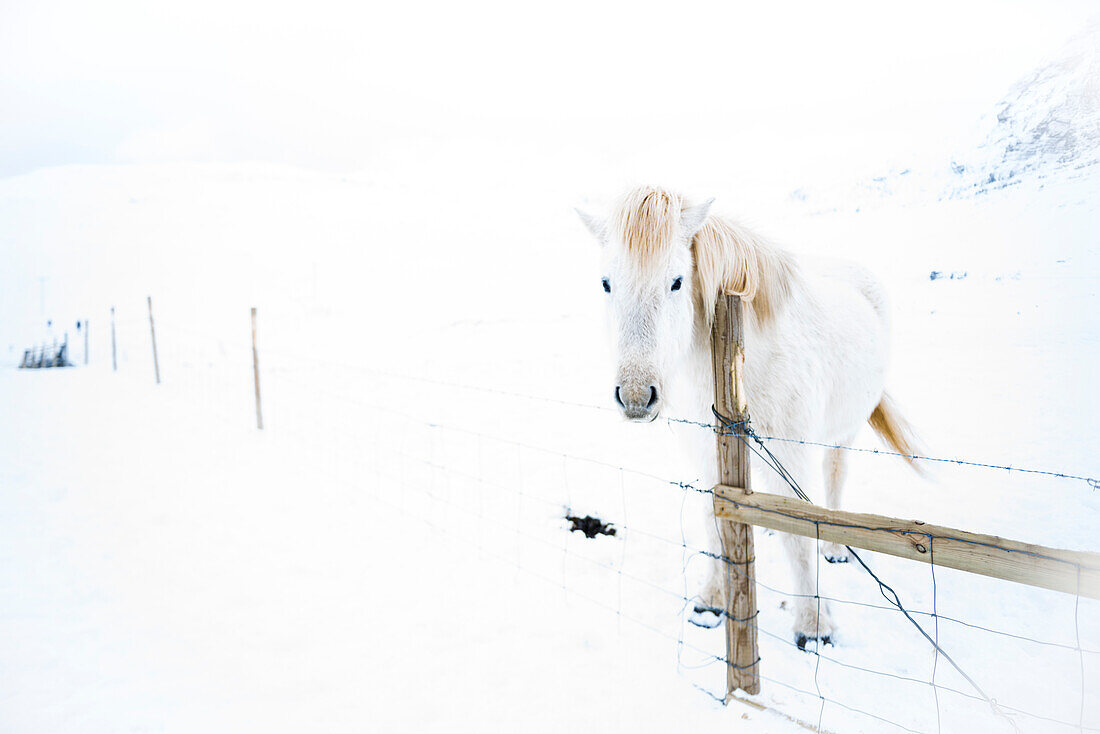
[{"left": 80, "top": 298, "right": 1100, "bottom": 734}]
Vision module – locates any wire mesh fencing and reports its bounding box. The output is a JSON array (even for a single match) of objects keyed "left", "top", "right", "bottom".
[{"left": 77, "top": 308, "right": 1100, "bottom": 734}]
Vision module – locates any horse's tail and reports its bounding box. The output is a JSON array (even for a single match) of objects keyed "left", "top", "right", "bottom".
[{"left": 869, "top": 392, "right": 926, "bottom": 475}]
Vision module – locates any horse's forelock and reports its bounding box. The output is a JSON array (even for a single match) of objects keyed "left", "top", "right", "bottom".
[{"left": 611, "top": 186, "right": 683, "bottom": 272}]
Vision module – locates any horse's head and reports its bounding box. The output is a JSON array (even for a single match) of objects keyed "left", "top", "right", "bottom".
[{"left": 577, "top": 187, "right": 713, "bottom": 422}]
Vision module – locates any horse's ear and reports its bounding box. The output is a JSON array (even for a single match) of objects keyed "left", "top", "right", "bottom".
[
  {"left": 680, "top": 198, "right": 715, "bottom": 239},
  {"left": 575, "top": 208, "right": 606, "bottom": 244}
]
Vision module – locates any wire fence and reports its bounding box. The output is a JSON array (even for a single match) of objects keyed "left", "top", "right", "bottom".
[{"left": 59, "top": 306, "right": 1100, "bottom": 734}]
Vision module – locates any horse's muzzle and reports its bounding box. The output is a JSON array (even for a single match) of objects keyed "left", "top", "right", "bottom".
[{"left": 615, "top": 384, "right": 660, "bottom": 421}]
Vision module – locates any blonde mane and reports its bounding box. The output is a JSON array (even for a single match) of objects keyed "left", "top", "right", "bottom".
[
  {"left": 693, "top": 215, "right": 799, "bottom": 327},
  {"left": 611, "top": 185, "right": 799, "bottom": 327}
]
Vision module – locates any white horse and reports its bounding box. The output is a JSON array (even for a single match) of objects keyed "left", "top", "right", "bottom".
[{"left": 577, "top": 185, "right": 920, "bottom": 647}]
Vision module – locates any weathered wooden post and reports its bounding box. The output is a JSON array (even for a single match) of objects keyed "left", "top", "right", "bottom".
[
  {"left": 251, "top": 307, "right": 263, "bottom": 430},
  {"left": 711, "top": 293, "right": 760, "bottom": 697},
  {"left": 111, "top": 307, "right": 118, "bottom": 371},
  {"left": 147, "top": 296, "right": 160, "bottom": 384}
]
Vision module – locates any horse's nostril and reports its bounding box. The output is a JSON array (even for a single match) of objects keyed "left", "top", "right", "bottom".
[
  {"left": 647, "top": 385, "right": 658, "bottom": 408},
  {"left": 614, "top": 386, "right": 624, "bottom": 408}
]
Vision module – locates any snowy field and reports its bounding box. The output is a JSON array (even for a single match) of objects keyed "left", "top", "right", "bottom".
[{"left": 3, "top": 3, "right": 1100, "bottom": 733}]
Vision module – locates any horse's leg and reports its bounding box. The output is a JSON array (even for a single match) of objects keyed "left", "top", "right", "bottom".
[
  {"left": 670, "top": 421, "right": 727, "bottom": 618},
  {"left": 760, "top": 444, "right": 836, "bottom": 648},
  {"left": 821, "top": 446, "right": 851, "bottom": 563},
  {"left": 781, "top": 529, "right": 835, "bottom": 648},
  {"left": 695, "top": 505, "right": 756, "bottom": 630},
  {"left": 686, "top": 492, "right": 731, "bottom": 627},
  {"left": 699, "top": 515, "right": 726, "bottom": 610}
]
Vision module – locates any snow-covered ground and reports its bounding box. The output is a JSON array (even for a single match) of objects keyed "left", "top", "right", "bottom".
[{"left": 3, "top": 7, "right": 1100, "bottom": 734}]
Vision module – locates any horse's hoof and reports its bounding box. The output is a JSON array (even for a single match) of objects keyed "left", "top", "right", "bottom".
[
  {"left": 690, "top": 605, "right": 723, "bottom": 629},
  {"left": 795, "top": 633, "right": 835, "bottom": 651},
  {"left": 822, "top": 542, "right": 850, "bottom": 563}
]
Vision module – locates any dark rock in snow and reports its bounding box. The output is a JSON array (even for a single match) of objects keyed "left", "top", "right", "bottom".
[{"left": 565, "top": 513, "right": 616, "bottom": 539}]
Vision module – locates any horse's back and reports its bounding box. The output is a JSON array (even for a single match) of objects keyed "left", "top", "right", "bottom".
[{"left": 808, "top": 256, "right": 889, "bottom": 320}]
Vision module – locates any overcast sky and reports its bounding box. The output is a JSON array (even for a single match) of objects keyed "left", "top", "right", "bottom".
[{"left": 1, "top": 0, "right": 1096, "bottom": 178}]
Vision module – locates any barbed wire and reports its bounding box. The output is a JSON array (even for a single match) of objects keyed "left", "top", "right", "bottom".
[
  {"left": 259, "top": 344, "right": 1099, "bottom": 489},
  {"left": 108, "top": 317, "right": 1098, "bottom": 489},
  {"left": 739, "top": 432, "right": 1100, "bottom": 490}
]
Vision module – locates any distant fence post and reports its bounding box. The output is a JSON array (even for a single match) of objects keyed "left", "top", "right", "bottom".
[
  {"left": 111, "top": 307, "right": 117, "bottom": 371},
  {"left": 251, "top": 307, "right": 263, "bottom": 430},
  {"left": 711, "top": 293, "right": 760, "bottom": 698},
  {"left": 147, "top": 296, "right": 160, "bottom": 384}
]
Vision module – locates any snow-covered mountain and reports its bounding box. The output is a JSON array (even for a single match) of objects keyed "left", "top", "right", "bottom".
[
  {"left": 788, "top": 24, "right": 1100, "bottom": 212},
  {"left": 950, "top": 22, "right": 1100, "bottom": 196}
]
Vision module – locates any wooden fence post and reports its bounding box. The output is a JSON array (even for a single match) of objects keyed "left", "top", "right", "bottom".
[
  {"left": 251, "top": 307, "right": 263, "bottom": 430},
  {"left": 111, "top": 307, "right": 117, "bottom": 371},
  {"left": 147, "top": 296, "right": 160, "bottom": 384},
  {"left": 712, "top": 293, "right": 760, "bottom": 698}
]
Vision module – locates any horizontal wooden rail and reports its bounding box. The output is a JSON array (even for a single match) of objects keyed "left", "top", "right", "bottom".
[{"left": 713, "top": 485, "right": 1100, "bottom": 599}]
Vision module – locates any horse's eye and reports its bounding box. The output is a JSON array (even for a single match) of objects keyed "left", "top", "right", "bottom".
[
  {"left": 602, "top": 278, "right": 611, "bottom": 293},
  {"left": 671, "top": 277, "right": 683, "bottom": 292}
]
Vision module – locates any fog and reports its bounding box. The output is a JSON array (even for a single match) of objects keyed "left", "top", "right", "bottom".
[{"left": 3, "top": 0, "right": 1095, "bottom": 178}]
